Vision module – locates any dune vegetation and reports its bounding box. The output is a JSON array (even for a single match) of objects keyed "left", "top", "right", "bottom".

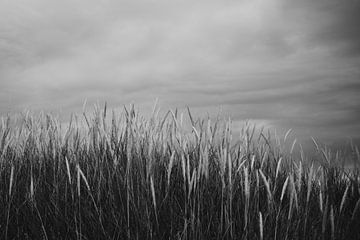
[{"left": 0, "top": 104, "right": 359, "bottom": 240}]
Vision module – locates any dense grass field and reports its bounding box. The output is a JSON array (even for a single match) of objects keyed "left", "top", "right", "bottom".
[{"left": 0, "top": 104, "right": 359, "bottom": 240}]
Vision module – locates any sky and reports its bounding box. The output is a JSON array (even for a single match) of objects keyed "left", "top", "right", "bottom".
[{"left": 1, "top": 0, "right": 360, "bottom": 141}]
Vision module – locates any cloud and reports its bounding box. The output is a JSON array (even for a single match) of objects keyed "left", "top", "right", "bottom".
[
  {"left": 0, "top": 0, "right": 359, "bottom": 140},
  {"left": 280, "top": 0, "right": 360, "bottom": 57}
]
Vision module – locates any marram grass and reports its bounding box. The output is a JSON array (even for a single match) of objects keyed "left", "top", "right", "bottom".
[{"left": 0, "top": 105, "right": 359, "bottom": 240}]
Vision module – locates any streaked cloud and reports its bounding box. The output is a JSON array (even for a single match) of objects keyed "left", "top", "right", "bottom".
[{"left": 0, "top": 0, "right": 359, "bottom": 140}]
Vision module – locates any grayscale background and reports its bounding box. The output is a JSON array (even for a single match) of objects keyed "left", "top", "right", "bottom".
[{"left": 1, "top": 0, "right": 359, "bottom": 143}]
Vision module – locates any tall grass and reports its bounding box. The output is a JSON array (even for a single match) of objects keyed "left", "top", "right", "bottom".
[{"left": 0, "top": 104, "right": 359, "bottom": 239}]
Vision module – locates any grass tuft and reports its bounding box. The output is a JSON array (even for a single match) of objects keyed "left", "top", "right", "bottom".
[{"left": 0, "top": 105, "right": 359, "bottom": 239}]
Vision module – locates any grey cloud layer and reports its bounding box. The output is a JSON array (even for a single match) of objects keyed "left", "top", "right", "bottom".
[
  {"left": 281, "top": 0, "right": 360, "bottom": 57},
  {"left": 0, "top": 0, "right": 359, "bottom": 139}
]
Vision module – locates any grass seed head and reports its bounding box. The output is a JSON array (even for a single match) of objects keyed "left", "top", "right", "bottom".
[
  {"left": 9, "top": 165, "right": 14, "bottom": 197},
  {"left": 340, "top": 183, "right": 350, "bottom": 213},
  {"left": 281, "top": 176, "right": 289, "bottom": 202},
  {"left": 259, "top": 211, "right": 263, "bottom": 240}
]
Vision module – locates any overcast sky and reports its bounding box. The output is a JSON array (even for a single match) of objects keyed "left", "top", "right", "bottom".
[{"left": 1, "top": 0, "right": 360, "bottom": 140}]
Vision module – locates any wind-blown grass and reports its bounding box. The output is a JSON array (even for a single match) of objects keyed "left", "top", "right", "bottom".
[{"left": 0, "top": 104, "right": 359, "bottom": 240}]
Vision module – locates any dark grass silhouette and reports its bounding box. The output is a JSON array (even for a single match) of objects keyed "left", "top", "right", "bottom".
[{"left": 0, "top": 104, "right": 359, "bottom": 239}]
